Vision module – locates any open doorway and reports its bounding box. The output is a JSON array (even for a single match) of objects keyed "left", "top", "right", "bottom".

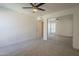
[
  {"left": 48, "top": 14, "right": 73, "bottom": 47},
  {"left": 48, "top": 14, "right": 73, "bottom": 37}
]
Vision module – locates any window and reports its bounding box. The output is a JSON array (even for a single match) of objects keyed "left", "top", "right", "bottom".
[
  {"left": 48, "top": 21, "right": 56, "bottom": 34},
  {"left": 50, "top": 22, "right": 56, "bottom": 33}
]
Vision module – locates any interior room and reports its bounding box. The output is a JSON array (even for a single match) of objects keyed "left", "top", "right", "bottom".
[{"left": 0, "top": 3, "right": 79, "bottom": 56}]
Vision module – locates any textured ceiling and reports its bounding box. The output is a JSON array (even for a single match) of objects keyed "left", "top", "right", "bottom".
[{"left": 0, "top": 3, "right": 79, "bottom": 17}]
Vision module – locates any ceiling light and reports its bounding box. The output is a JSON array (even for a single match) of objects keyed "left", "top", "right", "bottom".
[{"left": 33, "top": 8, "right": 37, "bottom": 13}]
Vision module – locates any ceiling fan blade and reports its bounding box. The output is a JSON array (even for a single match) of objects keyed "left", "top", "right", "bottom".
[
  {"left": 37, "top": 8, "right": 45, "bottom": 11},
  {"left": 36, "top": 3, "right": 45, "bottom": 7},
  {"left": 22, "top": 7, "right": 32, "bottom": 9},
  {"left": 30, "top": 3, "right": 35, "bottom": 7}
]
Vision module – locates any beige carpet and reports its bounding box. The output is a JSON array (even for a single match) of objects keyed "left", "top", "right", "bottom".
[{"left": 0, "top": 35, "right": 79, "bottom": 56}]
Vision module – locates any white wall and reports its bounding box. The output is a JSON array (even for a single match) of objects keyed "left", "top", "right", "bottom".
[
  {"left": 43, "top": 18, "right": 48, "bottom": 40},
  {"left": 73, "top": 7, "right": 79, "bottom": 49},
  {"left": 55, "top": 15, "right": 73, "bottom": 37},
  {"left": 0, "top": 7, "right": 36, "bottom": 47}
]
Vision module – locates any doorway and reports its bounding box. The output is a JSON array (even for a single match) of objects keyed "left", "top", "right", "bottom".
[
  {"left": 36, "top": 20, "right": 43, "bottom": 39},
  {"left": 47, "top": 14, "right": 73, "bottom": 39}
]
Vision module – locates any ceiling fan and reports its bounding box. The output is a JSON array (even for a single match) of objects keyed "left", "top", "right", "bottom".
[{"left": 22, "top": 3, "right": 45, "bottom": 13}]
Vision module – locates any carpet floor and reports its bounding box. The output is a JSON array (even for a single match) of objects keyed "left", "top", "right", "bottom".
[{"left": 0, "top": 35, "right": 79, "bottom": 56}]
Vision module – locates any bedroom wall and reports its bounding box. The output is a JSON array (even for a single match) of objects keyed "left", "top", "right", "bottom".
[
  {"left": 73, "top": 7, "right": 79, "bottom": 49},
  {"left": 55, "top": 15, "right": 73, "bottom": 37},
  {"left": 0, "top": 7, "right": 36, "bottom": 47}
]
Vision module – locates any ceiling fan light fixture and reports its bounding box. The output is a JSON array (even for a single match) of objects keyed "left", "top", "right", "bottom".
[
  {"left": 22, "top": 3, "right": 45, "bottom": 13},
  {"left": 33, "top": 8, "right": 38, "bottom": 13}
]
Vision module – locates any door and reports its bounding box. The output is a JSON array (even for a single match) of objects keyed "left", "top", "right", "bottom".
[{"left": 36, "top": 20, "right": 43, "bottom": 39}]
